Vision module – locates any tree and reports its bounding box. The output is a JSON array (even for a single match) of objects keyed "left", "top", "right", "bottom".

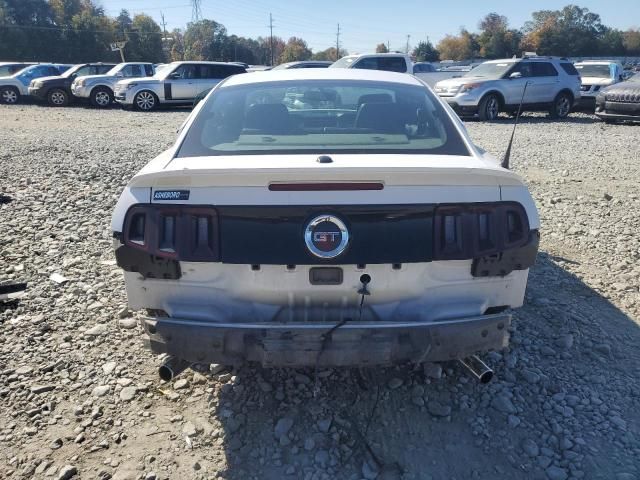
[
  {"left": 437, "top": 29, "right": 479, "bottom": 60},
  {"left": 256, "top": 35, "right": 284, "bottom": 65},
  {"left": 124, "top": 14, "right": 164, "bottom": 62},
  {"left": 623, "top": 29, "right": 640, "bottom": 55},
  {"left": 183, "top": 19, "right": 227, "bottom": 60},
  {"left": 279, "top": 36, "right": 311, "bottom": 63},
  {"left": 0, "top": 0, "right": 59, "bottom": 60},
  {"left": 521, "top": 5, "right": 606, "bottom": 56},
  {"left": 169, "top": 28, "right": 185, "bottom": 61},
  {"left": 412, "top": 40, "right": 439, "bottom": 62},
  {"left": 311, "top": 47, "right": 347, "bottom": 61},
  {"left": 477, "top": 13, "right": 521, "bottom": 58},
  {"left": 375, "top": 42, "right": 388, "bottom": 53}
]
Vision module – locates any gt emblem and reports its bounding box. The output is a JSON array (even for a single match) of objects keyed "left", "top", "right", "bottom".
[{"left": 304, "top": 215, "right": 349, "bottom": 259}]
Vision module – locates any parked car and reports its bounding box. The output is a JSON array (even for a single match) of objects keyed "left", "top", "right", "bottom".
[
  {"left": 413, "top": 62, "right": 436, "bottom": 73},
  {"left": 0, "top": 64, "right": 73, "bottom": 104},
  {"left": 114, "top": 61, "right": 246, "bottom": 111},
  {"left": 70, "top": 62, "right": 154, "bottom": 107},
  {"left": 331, "top": 53, "right": 460, "bottom": 87},
  {"left": 28, "top": 62, "right": 115, "bottom": 106},
  {"left": 574, "top": 60, "right": 624, "bottom": 110},
  {"left": 111, "top": 68, "right": 539, "bottom": 370},
  {"left": 272, "top": 61, "right": 332, "bottom": 70},
  {"left": 595, "top": 75, "right": 640, "bottom": 123},
  {"left": 0, "top": 62, "right": 36, "bottom": 77},
  {"left": 434, "top": 57, "right": 581, "bottom": 120}
]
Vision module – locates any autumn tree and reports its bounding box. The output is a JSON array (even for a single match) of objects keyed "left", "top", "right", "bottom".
[
  {"left": 279, "top": 36, "right": 311, "bottom": 63},
  {"left": 437, "top": 29, "right": 479, "bottom": 60}
]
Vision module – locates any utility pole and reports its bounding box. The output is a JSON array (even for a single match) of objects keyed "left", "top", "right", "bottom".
[
  {"left": 387, "top": 40, "right": 390, "bottom": 52},
  {"left": 269, "top": 13, "right": 274, "bottom": 66},
  {"left": 406, "top": 34, "right": 411, "bottom": 54},
  {"left": 336, "top": 23, "right": 340, "bottom": 60}
]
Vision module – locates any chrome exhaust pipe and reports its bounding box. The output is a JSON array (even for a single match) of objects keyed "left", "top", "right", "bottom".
[
  {"left": 459, "top": 355, "right": 493, "bottom": 384},
  {"left": 158, "top": 356, "right": 190, "bottom": 382}
]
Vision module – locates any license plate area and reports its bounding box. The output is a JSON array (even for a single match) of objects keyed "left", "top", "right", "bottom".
[{"left": 309, "top": 267, "right": 343, "bottom": 285}]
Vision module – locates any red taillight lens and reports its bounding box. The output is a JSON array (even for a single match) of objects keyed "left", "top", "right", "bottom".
[
  {"left": 433, "top": 202, "right": 529, "bottom": 260},
  {"left": 122, "top": 205, "right": 219, "bottom": 262}
]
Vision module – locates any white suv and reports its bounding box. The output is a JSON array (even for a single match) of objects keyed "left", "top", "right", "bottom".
[
  {"left": 114, "top": 61, "right": 247, "bottom": 111},
  {"left": 0, "top": 64, "right": 72, "bottom": 104},
  {"left": 574, "top": 60, "right": 624, "bottom": 110},
  {"left": 70, "top": 62, "right": 154, "bottom": 107},
  {"left": 434, "top": 57, "right": 582, "bottom": 120}
]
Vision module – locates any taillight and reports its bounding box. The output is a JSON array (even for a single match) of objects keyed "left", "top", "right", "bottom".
[
  {"left": 122, "top": 205, "right": 219, "bottom": 262},
  {"left": 433, "top": 202, "right": 529, "bottom": 260}
]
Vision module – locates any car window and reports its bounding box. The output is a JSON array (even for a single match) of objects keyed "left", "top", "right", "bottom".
[
  {"left": 144, "top": 65, "right": 154, "bottom": 76},
  {"left": 575, "top": 64, "right": 610, "bottom": 77},
  {"left": 172, "top": 64, "right": 198, "bottom": 79},
  {"left": 97, "top": 65, "right": 114, "bottom": 74},
  {"left": 509, "top": 62, "right": 533, "bottom": 78},
  {"left": 560, "top": 63, "right": 579, "bottom": 76},
  {"left": 73, "top": 66, "right": 92, "bottom": 77},
  {"left": 379, "top": 57, "right": 407, "bottom": 73},
  {"left": 122, "top": 64, "right": 143, "bottom": 77},
  {"left": 532, "top": 62, "right": 558, "bottom": 77},
  {"left": 199, "top": 65, "right": 243, "bottom": 79},
  {"left": 177, "top": 79, "right": 470, "bottom": 158},
  {"left": 353, "top": 57, "right": 379, "bottom": 70}
]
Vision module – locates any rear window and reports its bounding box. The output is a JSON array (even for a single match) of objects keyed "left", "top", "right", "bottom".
[
  {"left": 560, "top": 63, "right": 579, "bottom": 76},
  {"left": 177, "top": 79, "right": 469, "bottom": 157},
  {"left": 353, "top": 57, "right": 407, "bottom": 73},
  {"left": 532, "top": 62, "right": 558, "bottom": 77}
]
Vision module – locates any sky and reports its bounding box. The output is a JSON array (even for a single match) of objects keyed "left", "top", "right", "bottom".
[{"left": 98, "top": 0, "right": 640, "bottom": 53}]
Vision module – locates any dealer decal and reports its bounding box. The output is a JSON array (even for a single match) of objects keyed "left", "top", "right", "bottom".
[{"left": 153, "top": 190, "right": 190, "bottom": 201}]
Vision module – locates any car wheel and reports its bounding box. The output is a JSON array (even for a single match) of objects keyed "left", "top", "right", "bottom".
[
  {"left": 47, "top": 88, "right": 69, "bottom": 107},
  {"left": 134, "top": 91, "right": 158, "bottom": 111},
  {"left": 91, "top": 87, "right": 113, "bottom": 108},
  {"left": 478, "top": 94, "right": 500, "bottom": 121},
  {"left": 0, "top": 87, "right": 19, "bottom": 104},
  {"left": 549, "top": 93, "right": 572, "bottom": 119}
]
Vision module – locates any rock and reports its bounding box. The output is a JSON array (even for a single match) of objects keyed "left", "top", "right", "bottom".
[
  {"left": 58, "top": 465, "right": 78, "bottom": 480},
  {"left": 491, "top": 395, "right": 517, "bottom": 414},
  {"left": 117, "top": 306, "right": 130, "bottom": 318},
  {"left": 508, "top": 415, "right": 521, "bottom": 427},
  {"left": 118, "top": 318, "right": 137, "bottom": 330},
  {"left": 304, "top": 437, "right": 316, "bottom": 451},
  {"left": 423, "top": 362, "right": 442, "bottom": 379},
  {"left": 192, "top": 372, "right": 207, "bottom": 385},
  {"left": 412, "top": 396, "right": 425, "bottom": 407},
  {"left": 85, "top": 324, "right": 108, "bottom": 337},
  {"left": 546, "top": 466, "right": 568, "bottom": 480},
  {"left": 522, "top": 439, "right": 539, "bottom": 457},
  {"left": 210, "top": 363, "right": 226, "bottom": 374},
  {"left": 15, "top": 365, "right": 34, "bottom": 375},
  {"left": 173, "top": 378, "right": 189, "bottom": 390},
  {"left": 387, "top": 377, "right": 403, "bottom": 389},
  {"left": 50, "top": 438, "right": 63, "bottom": 449},
  {"left": 102, "top": 361, "right": 117, "bottom": 375},
  {"left": 603, "top": 193, "right": 613, "bottom": 201},
  {"left": 183, "top": 421, "right": 198, "bottom": 437},
  {"left": 317, "top": 418, "right": 331, "bottom": 433},
  {"left": 427, "top": 400, "right": 451, "bottom": 417},
  {"left": 274, "top": 417, "right": 294, "bottom": 439},
  {"left": 555, "top": 334, "right": 574, "bottom": 350},
  {"left": 144, "top": 473, "right": 157, "bottom": 480},
  {"left": 594, "top": 343, "right": 611, "bottom": 355},
  {"left": 314, "top": 449, "right": 329, "bottom": 467},
  {"left": 92, "top": 385, "right": 110, "bottom": 397},
  {"left": 50, "top": 273, "right": 68, "bottom": 284},
  {"left": 30, "top": 384, "right": 56, "bottom": 394},
  {"left": 521, "top": 369, "right": 540, "bottom": 384},
  {"left": 119, "top": 386, "right": 137, "bottom": 402},
  {"left": 362, "top": 458, "right": 380, "bottom": 480}
]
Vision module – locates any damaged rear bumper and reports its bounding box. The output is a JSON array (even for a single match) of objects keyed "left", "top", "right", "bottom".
[{"left": 141, "top": 312, "right": 511, "bottom": 367}]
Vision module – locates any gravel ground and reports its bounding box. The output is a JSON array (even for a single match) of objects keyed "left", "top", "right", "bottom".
[{"left": 0, "top": 104, "right": 639, "bottom": 480}]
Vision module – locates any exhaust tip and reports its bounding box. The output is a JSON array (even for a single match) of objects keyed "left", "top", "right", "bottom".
[
  {"left": 158, "top": 364, "right": 174, "bottom": 382},
  {"left": 478, "top": 369, "right": 494, "bottom": 384},
  {"left": 158, "top": 356, "right": 190, "bottom": 382},
  {"left": 459, "top": 355, "right": 494, "bottom": 384}
]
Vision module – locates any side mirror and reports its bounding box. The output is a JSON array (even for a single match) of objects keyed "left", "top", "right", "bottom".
[
  {"left": 115, "top": 71, "right": 124, "bottom": 78},
  {"left": 509, "top": 72, "right": 523, "bottom": 80},
  {"left": 168, "top": 72, "right": 180, "bottom": 80}
]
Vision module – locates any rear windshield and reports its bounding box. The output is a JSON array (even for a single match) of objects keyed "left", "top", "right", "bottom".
[
  {"left": 176, "top": 80, "right": 470, "bottom": 157},
  {"left": 560, "top": 63, "right": 579, "bottom": 76},
  {"left": 575, "top": 64, "right": 610, "bottom": 77}
]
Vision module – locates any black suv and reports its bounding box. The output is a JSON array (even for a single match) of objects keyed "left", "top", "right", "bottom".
[{"left": 28, "top": 63, "right": 115, "bottom": 106}]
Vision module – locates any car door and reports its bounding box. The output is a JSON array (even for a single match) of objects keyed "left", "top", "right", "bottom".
[
  {"left": 166, "top": 64, "right": 198, "bottom": 100},
  {"left": 502, "top": 62, "right": 535, "bottom": 106},
  {"left": 530, "top": 62, "right": 560, "bottom": 103}
]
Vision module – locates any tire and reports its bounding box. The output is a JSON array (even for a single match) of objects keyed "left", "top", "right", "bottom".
[
  {"left": 90, "top": 87, "right": 113, "bottom": 108},
  {"left": 134, "top": 90, "right": 158, "bottom": 111},
  {"left": 549, "top": 92, "right": 572, "bottom": 119},
  {"left": 478, "top": 94, "right": 500, "bottom": 121},
  {"left": 0, "top": 86, "right": 19, "bottom": 104},
  {"left": 47, "top": 88, "right": 69, "bottom": 107}
]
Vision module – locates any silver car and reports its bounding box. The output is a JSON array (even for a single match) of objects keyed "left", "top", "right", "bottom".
[
  {"left": 113, "top": 61, "right": 247, "bottom": 111},
  {"left": 434, "top": 57, "right": 581, "bottom": 121}
]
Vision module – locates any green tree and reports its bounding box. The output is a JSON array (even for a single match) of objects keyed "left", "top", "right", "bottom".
[
  {"left": 312, "top": 47, "right": 347, "bottom": 61},
  {"left": 412, "top": 40, "right": 439, "bottom": 62},
  {"left": 623, "top": 29, "right": 640, "bottom": 55},
  {"left": 183, "top": 19, "right": 228, "bottom": 60},
  {"left": 375, "top": 42, "right": 388, "bottom": 53},
  {"left": 123, "top": 14, "right": 164, "bottom": 62},
  {"left": 279, "top": 36, "right": 311, "bottom": 63},
  {"left": 477, "top": 13, "right": 521, "bottom": 58},
  {"left": 0, "top": 0, "right": 59, "bottom": 60}
]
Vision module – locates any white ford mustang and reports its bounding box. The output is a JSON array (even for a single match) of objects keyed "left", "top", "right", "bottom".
[{"left": 112, "top": 68, "right": 539, "bottom": 372}]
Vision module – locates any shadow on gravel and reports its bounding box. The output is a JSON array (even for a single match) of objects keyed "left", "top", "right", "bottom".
[
  {"left": 205, "top": 251, "right": 639, "bottom": 480},
  {"left": 471, "top": 115, "right": 599, "bottom": 125}
]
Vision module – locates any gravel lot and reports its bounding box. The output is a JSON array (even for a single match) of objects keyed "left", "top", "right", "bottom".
[{"left": 0, "top": 104, "right": 639, "bottom": 480}]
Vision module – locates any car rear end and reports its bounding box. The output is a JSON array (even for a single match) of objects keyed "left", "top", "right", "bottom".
[{"left": 112, "top": 70, "right": 539, "bottom": 367}]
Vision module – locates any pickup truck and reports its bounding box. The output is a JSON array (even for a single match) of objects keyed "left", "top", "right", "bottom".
[{"left": 330, "top": 53, "right": 461, "bottom": 87}]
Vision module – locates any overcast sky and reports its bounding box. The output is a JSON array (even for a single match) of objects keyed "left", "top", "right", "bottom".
[{"left": 99, "top": 0, "right": 640, "bottom": 53}]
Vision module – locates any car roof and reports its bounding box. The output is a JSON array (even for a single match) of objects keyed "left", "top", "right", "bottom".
[
  {"left": 169, "top": 61, "right": 244, "bottom": 65},
  {"left": 222, "top": 67, "right": 423, "bottom": 87}
]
